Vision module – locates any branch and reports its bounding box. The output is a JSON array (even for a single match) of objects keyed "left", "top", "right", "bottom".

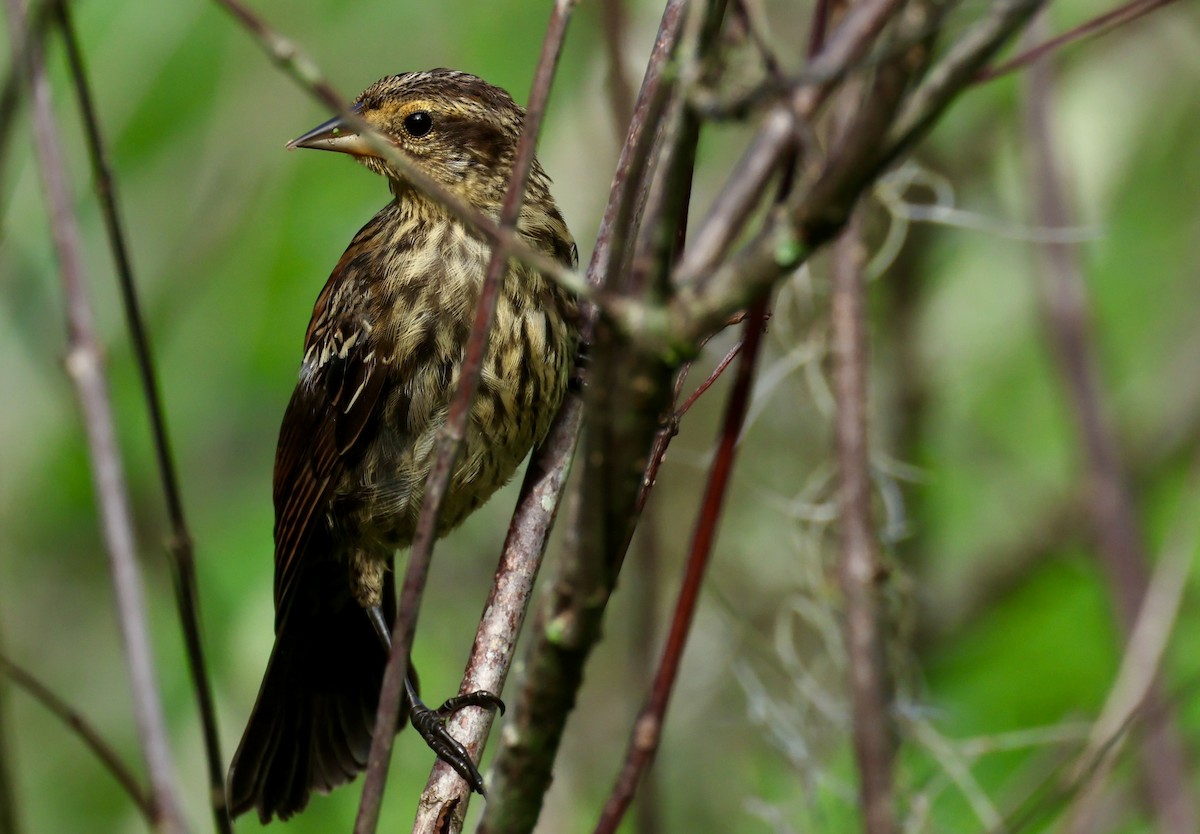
[
  {"left": 0, "top": 655, "right": 154, "bottom": 823},
  {"left": 671, "top": 0, "right": 910, "bottom": 293},
  {"left": 977, "top": 0, "right": 1181, "bottom": 83},
  {"left": 832, "top": 206, "right": 895, "bottom": 834},
  {"left": 411, "top": 394, "right": 583, "bottom": 834},
  {"left": 662, "top": 0, "right": 1038, "bottom": 351},
  {"left": 50, "top": 5, "right": 229, "bottom": 830},
  {"left": 600, "top": 0, "right": 635, "bottom": 137},
  {"left": 353, "top": 3, "right": 578, "bottom": 831},
  {"left": 1023, "top": 30, "right": 1196, "bottom": 832},
  {"left": 1, "top": 2, "right": 188, "bottom": 831},
  {"left": 592, "top": 298, "right": 769, "bottom": 834}
]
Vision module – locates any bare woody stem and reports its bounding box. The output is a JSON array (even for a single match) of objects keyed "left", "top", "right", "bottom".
[
  {"left": 51, "top": 5, "right": 229, "bottom": 830},
  {"left": 832, "top": 208, "right": 896, "bottom": 834},
  {"left": 352, "top": 3, "right": 578, "bottom": 831},
  {"left": 1, "top": 0, "right": 188, "bottom": 831},
  {"left": 411, "top": 394, "right": 584, "bottom": 834},
  {"left": 1022, "top": 33, "right": 1196, "bottom": 833},
  {"left": 977, "top": 0, "right": 1180, "bottom": 83}
]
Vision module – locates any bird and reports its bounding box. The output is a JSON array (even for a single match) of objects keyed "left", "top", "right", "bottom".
[{"left": 226, "top": 69, "right": 580, "bottom": 823}]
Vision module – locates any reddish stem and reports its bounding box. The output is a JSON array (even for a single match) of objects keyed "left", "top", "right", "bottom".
[{"left": 592, "top": 298, "right": 769, "bottom": 834}]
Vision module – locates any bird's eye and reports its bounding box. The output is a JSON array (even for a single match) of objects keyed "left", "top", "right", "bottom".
[{"left": 403, "top": 111, "right": 433, "bottom": 138}]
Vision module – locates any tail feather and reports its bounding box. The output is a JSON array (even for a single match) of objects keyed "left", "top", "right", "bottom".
[{"left": 228, "top": 558, "right": 399, "bottom": 823}]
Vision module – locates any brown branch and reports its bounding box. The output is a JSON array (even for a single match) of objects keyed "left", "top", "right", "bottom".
[
  {"left": 2, "top": 1, "right": 188, "bottom": 831},
  {"left": 592, "top": 298, "right": 769, "bottom": 834},
  {"left": 0, "top": 655, "right": 154, "bottom": 823},
  {"left": 50, "top": 5, "right": 229, "bottom": 830},
  {"left": 832, "top": 207, "right": 895, "bottom": 834},
  {"left": 411, "top": 393, "right": 583, "bottom": 834},
  {"left": 883, "top": 0, "right": 1044, "bottom": 167},
  {"left": 672, "top": 0, "right": 910, "bottom": 293},
  {"left": 661, "top": 0, "right": 1036, "bottom": 352},
  {"left": 352, "top": 4, "right": 578, "bottom": 831},
  {"left": 600, "top": 0, "right": 636, "bottom": 137},
  {"left": 0, "top": 0, "right": 51, "bottom": 214},
  {"left": 1023, "top": 31, "right": 1196, "bottom": 833},
  {"left": 977, "top": 0, "right": 1180, "bottom": 83}
]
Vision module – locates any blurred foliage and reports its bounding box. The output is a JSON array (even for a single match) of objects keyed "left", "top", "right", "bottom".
[{"left": 1, "top": 0, "right": 1199, "bottom": 832}]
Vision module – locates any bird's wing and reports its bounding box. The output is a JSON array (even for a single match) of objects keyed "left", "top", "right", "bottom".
[{"left": 271, "top": 242, "right": 392, "bottom": 620}]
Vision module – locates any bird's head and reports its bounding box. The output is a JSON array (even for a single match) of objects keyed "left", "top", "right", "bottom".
[{"left": 288, "top": 70, "right": 534, "bottom": 208}]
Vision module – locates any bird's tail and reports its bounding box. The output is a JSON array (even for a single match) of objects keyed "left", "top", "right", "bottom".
[{"left": 227, "top": 557, "right": 400, "bottom": 823}]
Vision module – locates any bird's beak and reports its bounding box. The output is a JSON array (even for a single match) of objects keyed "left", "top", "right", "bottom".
[{"left": 286, "top": 114, "right": 379, "bottom": 157}]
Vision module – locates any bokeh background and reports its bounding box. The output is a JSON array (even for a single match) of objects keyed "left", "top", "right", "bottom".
[{"left": 2, "top": 0, "right": 1199, "bottom": 832}]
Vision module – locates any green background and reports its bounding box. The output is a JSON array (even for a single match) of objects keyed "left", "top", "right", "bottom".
[{"left": 1, "top": 0, "right": 1198, "bottom": 831}]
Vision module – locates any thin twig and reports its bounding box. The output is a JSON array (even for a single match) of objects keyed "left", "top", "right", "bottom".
[
  {"left": 0, "top": 655, "right": 154, "bottom": 823},
  {"left": 600, "top": 0, "right": 636, "bottom": 137},
  {"left": 0, "top": 0, "right": 53, "bottom": 217},
  {"left": 50, "top": 5, "right": 229, "bottom": 830},
  {"left": 1023, "top": 33, "right": 1196, "bottom": 832},
  {"left": 977, "top": 0, "right": 1180, "bottom": 83},
  {"left": 352, "top": 3, "right": 578, "bottom": 831},
  {"left": 2, "top": 1, "right": 188, "bottom": 831},
  {"left": 832, "top": 206, "right": 895, "bottom": 834},
  {"left": 1066, "top": 455, "right": 1200, "bottom": 832},
  {"left": 592, "top": 298, "right": 769, "bottom": 834},
  {"left": 211, "top": 0, "right": 591, "bottom": 307},
  {"left": 672, "top": 0, "right": 909, "bottom": 290},
  {"left": 636, "top": 311, "right": 751, "bottom": 516},
  {"left": 0, "top": 631, "right": 17, "bottom": 834},
  {"left": 883, "top": 0, "right": 1044, "bottom": 167}
]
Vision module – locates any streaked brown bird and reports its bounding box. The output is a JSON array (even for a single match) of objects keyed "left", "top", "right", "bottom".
[{"left": 227, "top": 69, "right": 579, "bottom": 823}]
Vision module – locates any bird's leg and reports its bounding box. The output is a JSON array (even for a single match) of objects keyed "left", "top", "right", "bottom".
[
  {"left": 405, "top": 675, "right": 504, "bottom": 795},
  {"left": 367, "top": 605, "right": 391, "bottom": 652},
  {"left": 365, "top": 604, "right": 504, "bottom": 795}
]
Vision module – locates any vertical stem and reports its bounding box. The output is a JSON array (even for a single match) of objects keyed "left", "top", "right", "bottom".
[
  {"left": 1023, "top": 26, "right": 1196, "bottom": 833},
  {"left": 51, "top": 6, "right": 229, "bottom": 830},
  {"left": 2, "top": 1, "right": 188, "bottom": 831},
  {"left": 831, "top": 209, "right": 895, "bottom": 834}
]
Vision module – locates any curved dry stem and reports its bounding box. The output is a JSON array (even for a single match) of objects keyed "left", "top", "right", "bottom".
[
  {"left": 2, "top": 1, "right": 188, "bottom": 830},
  {"left": 52, "top": 5, "right": 229, "bottom": 830}
]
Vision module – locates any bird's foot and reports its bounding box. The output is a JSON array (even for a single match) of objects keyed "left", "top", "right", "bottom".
[{"left": 408, "top": 685, "right": 505, "bottom": 795}]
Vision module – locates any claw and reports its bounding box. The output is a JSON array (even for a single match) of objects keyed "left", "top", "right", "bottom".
[{"left": 405, "top": 676, "right": 504, "bottom": 795}]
